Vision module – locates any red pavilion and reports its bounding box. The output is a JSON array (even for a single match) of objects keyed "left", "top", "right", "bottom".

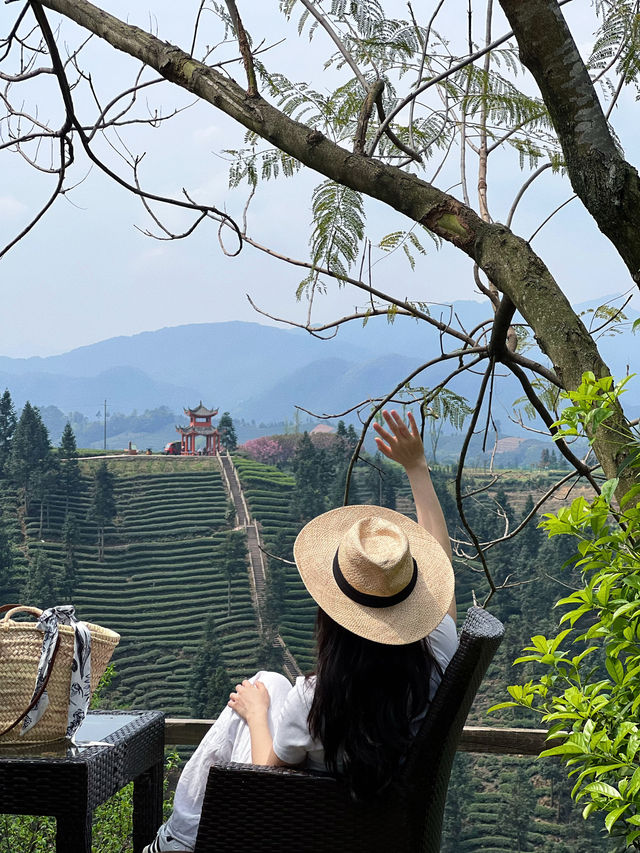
[{"left": 177, "top": 402, "right": 221, "bottom": 456}]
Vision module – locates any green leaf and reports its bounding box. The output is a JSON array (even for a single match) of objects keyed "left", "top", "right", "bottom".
[
  {"left": 488, "top": 701, "right": 519, "bottom": 712},
  {"left": 540, "top": 743, "right": 586, "bottom": 757},
  {"left": 601, "top": 478, "right": 620, "bottom": 504},
  {"left": 605, "top": 803, "right": 630, "bottom": 832},
  {"left": 627, "top": 766, "right": 640, "bottom": 795},
  {"left": 606, "top": 655, "right": 624, "bottom": 684},
  {"left": 581, "top": 781, "right": 621, "bottom": 799},
  {"left": 309, "top": 180, "right": 365, "bottom": 280}
]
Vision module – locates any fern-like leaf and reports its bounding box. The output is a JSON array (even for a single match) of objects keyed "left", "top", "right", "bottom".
[{"left": 309, "top": 180, "right": 366, "bottom": 280}]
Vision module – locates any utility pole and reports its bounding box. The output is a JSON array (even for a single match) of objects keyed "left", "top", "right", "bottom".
[{"left": 103, "top": 399, "right": 107, "bottom": 451}]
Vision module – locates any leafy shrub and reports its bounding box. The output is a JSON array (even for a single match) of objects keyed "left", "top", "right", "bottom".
[{"left": 492, "top": 372, "right": 640, "bottom": 849}]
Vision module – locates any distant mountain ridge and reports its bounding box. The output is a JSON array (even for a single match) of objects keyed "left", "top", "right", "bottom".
[{"left": 0, "top": 302, "right": 637, "bottom": 431}]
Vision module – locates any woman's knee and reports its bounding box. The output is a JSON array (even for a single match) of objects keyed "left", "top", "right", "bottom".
[{"left": 251, "top": 670, "right": 293, "bottom": 701}]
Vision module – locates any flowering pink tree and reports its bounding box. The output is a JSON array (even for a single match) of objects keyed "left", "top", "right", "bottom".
[{"left": 241, "top": 437, "right": 286, "bottom": 465}]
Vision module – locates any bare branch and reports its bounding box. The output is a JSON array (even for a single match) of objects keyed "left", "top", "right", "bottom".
[
  {"left": 481, "top": 466, "right": 595, "bottom": 551},
  {"left": 258, "top": 545, "right": 295, "bottom": 566},
  {"left": 246, "top": 296, "right": 417, "bottom": 338},
  {"left": 353, "top": 78, "right": 384, "bottom": 155},
  {"left": 14, "top": 0, "right": 244, "bottom": 258},
  {"left": 506, "top": 162, "right": 553, "bottom": 228},
  {"left": 215, "top": 220, "right": 478, "bottom": 348},
  {"left": 529, "top": 195, "right": 577, "bottom": 243},
  {"left": 224, "top": 0, "right": 257, "bottom": 97},
  {"left": 453, "top": 360, "right": 498, "bottom": 603},
  {"left": 507, "top": 361, "right": 601, "bottom": 492}
]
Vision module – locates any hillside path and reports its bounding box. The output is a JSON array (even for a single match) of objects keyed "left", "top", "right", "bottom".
[{"left": 217, "top": 452, "right": 302, "bottom": 681}]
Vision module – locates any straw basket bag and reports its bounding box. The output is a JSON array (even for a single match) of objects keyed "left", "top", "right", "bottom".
[{"left": 0, "top": 604, "right": 120, "bottom": 745}]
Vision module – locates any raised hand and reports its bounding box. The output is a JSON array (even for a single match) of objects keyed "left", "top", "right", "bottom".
[{"left": 373, "top": 410, "right": 427, "bottom": 471}]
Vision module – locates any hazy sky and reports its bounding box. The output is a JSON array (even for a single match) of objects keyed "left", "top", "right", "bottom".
[{"left": 1, "top": 1, "right": 638, "bottom": 358}]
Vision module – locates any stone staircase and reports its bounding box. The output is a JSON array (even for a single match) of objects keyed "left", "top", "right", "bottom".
[{"left": 217, "top": 452, "right": 302, "bottom": 680}]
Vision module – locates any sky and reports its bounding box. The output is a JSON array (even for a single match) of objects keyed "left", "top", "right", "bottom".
[{"left": 1, "top": 1, "right": 639, "bottom": 358}]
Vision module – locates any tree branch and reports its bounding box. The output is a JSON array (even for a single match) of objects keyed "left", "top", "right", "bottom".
[
  {"left": 224, "top": 0, "right": 257, "bottom": 97},
  {"left": 453, "top": 360, "right": 498, "bottom": 603},
  {"left": 507, "top": 360, "right": 601, "bottom": 492}
]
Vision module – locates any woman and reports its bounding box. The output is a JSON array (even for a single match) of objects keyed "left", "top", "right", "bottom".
[{"left": 144, "top": 410, "right": 457, "bottom": 853}]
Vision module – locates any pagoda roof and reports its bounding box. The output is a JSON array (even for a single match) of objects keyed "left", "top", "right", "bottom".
[
  {"left": 184, "top": 401, "right": 219, "bottom": 417},
  {"left": 176, "top": 424, "right": 220, "bottom": 435}
]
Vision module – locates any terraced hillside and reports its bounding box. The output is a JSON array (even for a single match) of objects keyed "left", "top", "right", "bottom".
[
  {"left": 233, "top": 456, "right": 316, "bottom": 672},
  {"left": 13, "top": 457, "right": 261, "bottom": 716},
  {"left": 1, "top": 449, "right": 608, "bottom": 850}
]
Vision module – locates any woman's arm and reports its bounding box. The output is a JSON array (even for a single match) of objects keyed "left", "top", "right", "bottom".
[
  {"left": 373, "top": 409, "right": 456, "bottom": 622},
  {"left": 228, "top": 680, "right": 290, "bottom": 766}
]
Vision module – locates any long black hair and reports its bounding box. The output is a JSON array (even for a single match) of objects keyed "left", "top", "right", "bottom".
[{"left": 307, "top": 608, "right": 442, "bottom": 801}]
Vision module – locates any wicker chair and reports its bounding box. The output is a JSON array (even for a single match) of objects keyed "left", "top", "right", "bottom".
[{"left": 193, "top": 606, "right": 504, "bottom": 853}]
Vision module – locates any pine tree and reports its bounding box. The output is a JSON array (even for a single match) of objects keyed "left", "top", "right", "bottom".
[
  {"left": 517, "top": 495, "right": 542, "bottom": 564},
  {"left": 265, "top": 560, "right": 287, "bottom": 631},
  {"left": 0, "top": 510, "right": 14, "bottom": 602},
  {"left": 362, "top": 452, "right": 399, "bottom": 509},
  {"left": 23, "top": 550, "right": 56, "bottom": 609},
  {"left": 264, "top": 528, "right": 294, "bottom": 631},
  {"left": 502, "top": 761, "right": 536, "bottom": 853},
  {"left": 222, "top": 529, "right": 247, "bottom": 616},
  {"left": 217, "top": 412, "right": 237, "bottom": 452},
  {"left": 441, "top": 752, "right": 474, "bottom": 852},
  {"left": 59, "top": 422, "right": 81, "bottom": 511},
  {"left": 188, "top": 615, "right": 233, "bottom": 717},
  {"left": 0, "top": 389, "right": 17, "bottom": 475},
  {"left": 7, "top": 402, "right": 53, "bottom": 511},
  {"left": 91, "top": 461, "right": 116, "bottom": 561},
  {"left": 60, "top": 512, "right": 78, "bottom": 600},
  {"left": 328, "top": 451, "right": 361, "bottom": 508},
  {"left": 256, "top": 632, "right": 284, "bottom": 671},
  {"left": 291, "top": 432, "right": 326, "bottom": 522},
  {"left": 345, "top": 425, "right": 358, "bottom": 448}
]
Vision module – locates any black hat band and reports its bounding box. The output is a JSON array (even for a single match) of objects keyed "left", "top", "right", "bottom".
[{"left": 332, "top": 551, "right": 418, "bottom": 608}]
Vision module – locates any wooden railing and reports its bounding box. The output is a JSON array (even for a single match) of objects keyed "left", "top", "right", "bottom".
[{"left": 164, "top": 719, "right": 549, "bottom": 756}]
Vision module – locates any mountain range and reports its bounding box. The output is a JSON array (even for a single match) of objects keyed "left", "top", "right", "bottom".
[{"left": 1, "top": 299, "right": 637, "bottom": 449}]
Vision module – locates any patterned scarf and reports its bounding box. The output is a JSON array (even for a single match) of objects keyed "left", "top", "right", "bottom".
[{"left": 22, "top": 605, "right": 92, "bottom": 740}]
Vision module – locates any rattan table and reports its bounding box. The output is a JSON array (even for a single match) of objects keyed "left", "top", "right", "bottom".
[{"left": 0, "top": 709, "right": 165, "bottom": 853}]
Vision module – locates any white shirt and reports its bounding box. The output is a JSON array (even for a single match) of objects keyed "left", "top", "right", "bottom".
[{"left": 272, "top": 613, "right": 459, "bottom": 771}]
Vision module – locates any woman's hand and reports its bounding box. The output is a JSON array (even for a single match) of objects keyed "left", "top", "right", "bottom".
[
  {"left": 228, "top": 679, "right": 271, "bottom": 723},
  {"left": 373, "top": 410, "right": 427, "bottom": 472}
]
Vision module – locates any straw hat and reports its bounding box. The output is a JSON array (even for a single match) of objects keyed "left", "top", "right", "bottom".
[{"left": 293, "top": 505, "right": 454, "bottom": 645}]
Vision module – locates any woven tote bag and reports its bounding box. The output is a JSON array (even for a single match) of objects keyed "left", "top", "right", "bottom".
[{"left": 0, "top": 604, "right": 120, "bottom": 745}]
